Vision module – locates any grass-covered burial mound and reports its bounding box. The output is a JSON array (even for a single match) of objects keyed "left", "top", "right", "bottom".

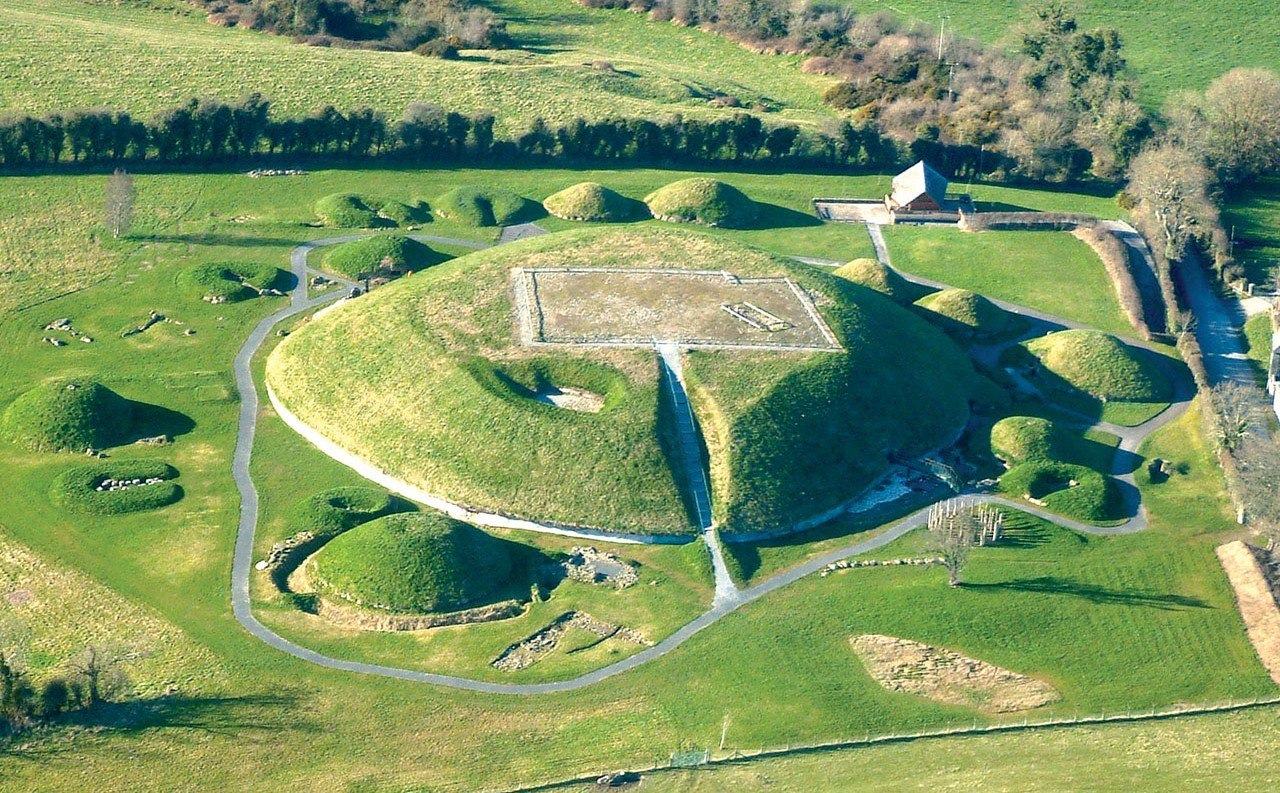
[
  {"left": 831, "top": 258, "right": 919, "bottom": 303},
  {"left": 644, "top": 178, "right": 757, "bottom": 228},
  {"left": 50, "top": 460, "right": 181, "bottom": 515},
  {"left": 314, "top": 193, "right": 429, "bottom": 228},
  {"left": 269, "top": 228, "right": 979, "bottom": 537},
  {"left": 2, "top": 378, "right": 133, "bottom": 453},
  {"left": 915, "top": 288, "right": 1013, "bottom": 340},
  {"left": 543, "top": 182, "right": 646, "bottom": 222},
  {"left": 1000, "top": 460, "right": 1117, "bottom": 522},
  {"left": 1023, "top": 330, "right": 1171, "bottom": 402},
  {"left": 435, "top": 187, "right": 539, "bottom": 227},
  {"left": 989, "top": 416, "right": 1062, "bottom": 465},
  {"left": 320, "top": 236, "right": 444, "bottom": 279},
  {"left": 311, "top": 513, "right": 513, "bottom": 614},
  {"left": 177, "top": 262, "right": 287, "bottom": 303}
]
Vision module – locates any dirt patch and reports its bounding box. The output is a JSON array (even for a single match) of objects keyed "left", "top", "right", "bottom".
[
  {"left": 532, "top": 383, "right": 604, "bottom": 412},
  {"left": 850, "top": 634, "right": 1060, "bottom": 713},
  {"left": 1217, "top": 541, "right": 1280, "bottom": 685}
]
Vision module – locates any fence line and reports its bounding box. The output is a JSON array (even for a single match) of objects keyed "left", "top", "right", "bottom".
[{"left": 504, "top": 695, "right": 1280, "bottom": 792}]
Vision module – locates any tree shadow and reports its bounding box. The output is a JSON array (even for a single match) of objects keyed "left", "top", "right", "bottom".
[
  {"left": 966, "top": 576, "right": 1209, "bottom": 610},
  {"left": 138, "top": 234, "right": 304, "bottom": 248}
]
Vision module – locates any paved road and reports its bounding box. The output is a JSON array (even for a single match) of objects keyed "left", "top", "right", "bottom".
[
  {"left": 1179, "top": 249, "right": 1256, "bottom": 388},
  {"left": 1100, "top": 219, "right": 1167, "bottom": 335},
  {"left": 230, "top": 225, "right": 1189, "bottom": 694}
]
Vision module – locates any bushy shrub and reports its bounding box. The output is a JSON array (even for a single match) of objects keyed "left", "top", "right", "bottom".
[
  {"left": 1000, "top": 460, "right": 1117, "bottom": 522},
  {"left": 177, "top": 261, "right": 287, "bottom": 302},
  {"left": 542, "top": 182, "right": 646, "bottom": 222},
  {"left": 320, "top": 236, "right": 442, "bottom": 279},
  {"left": 831, "top": 258, "right": 918, "bottom": 303},
  {"left": 311, "top": 513, "right": 514, "bottom": 613},
  {"left": 1, "top": 378, "right": 132, "bottom": 453},
  {"left": 49, "top": 460, "right": 181, "bottom": 515},
  {"left": 435, "top": 186, "right": 539, "bottom": 226},
  {"left": 414, "top": 39, "right": 459, "bottom": 59},
  {"left": 643, "top": 178, "right": 758, "bottom": 228}
]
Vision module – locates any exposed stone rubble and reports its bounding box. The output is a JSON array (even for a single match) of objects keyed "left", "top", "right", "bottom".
[
  {"left": 560, "top": 546, "right": 638, "bottom": 588},
  {"left": 821, "top": 557, "right": 943, "bottom": 576},
  {"left": 96, "top": 476, "right": 165, "bottom": 492},
  {"left": 246, "top": 168, "right": 305, "bottom": 177},
  {"left": 492, "top": 610, "right": 650, "bottom": 672},
  {"left": 43, "top": 317, "right": 91, "bottom": 345},
  {"left": 122, "top": 310, "right": 188, "bottom": 338}
]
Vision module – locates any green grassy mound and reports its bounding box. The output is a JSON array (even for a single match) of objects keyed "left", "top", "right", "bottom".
[
  {"left": 1000, "top": 460, "right": 1118, "bottom": 522},
  {"left": 1, "top": 378, "right": 132, "bottom": 453},
  {"left": 49, "top": 460, "right": 180, "bottom": 515},
  {"left": 542, "top": 182, "right": 646, "bottom": 222},
  {"left": 289, "top": 486, "right": 401, "bottom": 540},
  {"left": 311, "top": 513, "right": 514, "bottom": 614},
  {"left": 831, "top": 258, "right": 918, "bottom": 303},
  {"left": 315, "top": 193, "right": 384, "bottom": 228},
  {"left": 177, "top": 261, "right": 287, "bottom": 303},
  {"left": 990, "top": 416, "right": 1061, "bottom": 464},
  {"left": 435, "top": 187, "right": 539, "bottom": 227},
  {"left": 320, "top": 236, "right": 443, "bottom": 279},
  {"left": 643, "top": 178, "right": 758, "bottom": 228},
  {"left": 269, "top": 226, "right": 978, "bottom": 537},
  {"left": 376, "top": 199, "right": 431, "bottom": 227},
  {"left": 915, "top": 288, "right": 1012, "bottom": 340},
  {"left": 1023, "top": 330, "right": 1172, "bottom": 403}
]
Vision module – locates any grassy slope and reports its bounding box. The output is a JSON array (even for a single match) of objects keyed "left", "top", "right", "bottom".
[
  {"left": 600, "top": 707, "right": 1280, "bottom": 792},
  {"left": 1245, "top": 313, "right": 1274, "bottom": 383},
  {"left": 1225, "top": 177, "right": 1280, "bottom": 288},
  {"left": 1, "top": 168, "right": 1272, "bottom": 790},
  {"left": 0, "top": 0, "right": 834, "bottom": 130},
  {"left": 884, "top": 226, "right": 1135, "bottom": 337},
  {"left": 840, "top": 0, "right": 1280, "bottom": 103}
]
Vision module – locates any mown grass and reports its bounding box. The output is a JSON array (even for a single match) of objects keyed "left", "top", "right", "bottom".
[
  {"left": 0, "top": 0, "right": 836, "bottom": 131},
  {"left": 1244, "top": 313, "right": 1275, "bottom": 384},
  {"left": 1225, "top": 178, "right": 1280, "bottom": 288},
  {"left": 838, "top": 0, "right": 1280, "bottom": 104},
  {"left": 1, "top": 165, "right": 1271, "bottom": 791},
  {"left": 883, "top": 226, "right": 1135, "bottom": 337}
]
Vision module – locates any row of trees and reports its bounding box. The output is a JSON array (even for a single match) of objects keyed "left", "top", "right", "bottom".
[
  {"left": 0, "top": 95, "right": 911, "bottom": 172},
  {"left": 2, "top": 643, "right": 131, "bottom": 737}
]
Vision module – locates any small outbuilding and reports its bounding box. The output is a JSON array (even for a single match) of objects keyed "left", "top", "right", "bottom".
[{"left": 885, "top": 161, "right": 951, "bottom": 214}]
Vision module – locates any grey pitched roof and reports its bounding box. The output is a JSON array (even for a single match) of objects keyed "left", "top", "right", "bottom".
[{"left": 890, "top": 161, "right": 949, "bottom": 206}]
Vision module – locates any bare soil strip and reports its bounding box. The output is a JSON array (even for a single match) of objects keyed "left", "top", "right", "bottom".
[{"left": 1217, "top": 541, "right": 1280, "bottom": 685}]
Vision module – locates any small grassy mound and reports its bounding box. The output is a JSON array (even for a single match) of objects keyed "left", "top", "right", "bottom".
[
  {"left": 1024, "top": 330, "right": 1171, "bottom": 402},
  {"left": 376, "top": 199, "right": 431, "bottom": 227},
  {"left": 831, "top": 258, "right": 917, "bottom": 303},
  {"left": 177, "top": 261, "right": 287, "bottom": 303},
  {"left": 320, "top": 236, "right": 443, "bottom": 279},
  {"left": 915, "top": 288, "right": 1013, "bottom": 340},
  {"left": 644, "top": 178, "right": 757, "bottom": 228},
  {"left": 49, "top": 460, "right": 180, "bottom": 515},
  {"left": 315, "top": 193, "right": 384, "bottom": 228},
  {"left": 543, "top": 182, "right": 646, "bottom": 222},
  {"left": 990, "top": 416, "right": 1061, "bottom": 464},
  {"left": 1001, "top": 460, "right": 1117, "bottom": 522},
  {"left": 1, "top": 378, "right": 132, "bottom": 453},
  {"left": 289, "top": 486, "right": 401, "bottom": 540},
  {"left": 435, "top": 187, "right": 539, "bottom": 227},
  {"left": 311, "top": 513, "right": 513, "bottom": 613}
]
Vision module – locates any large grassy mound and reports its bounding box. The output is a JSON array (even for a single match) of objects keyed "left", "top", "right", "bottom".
[
  {"left": 542, "top": 182, "right": 646, "bottom": 222},
  {"left": 49, "top": 460, "right": 180, "bottom": 515},
  {"left": 311, "top": 513, "right": 513, "bottom": 613},
  {"left": 313, "top": 193, "right": 429, "bottom": 229},
  {"left": 177, "top": 261, "right": 287, "bottom": 303},
  {"left": 831, "top": 258, "right": 918, "bottom": 303},
  {"left": 1, "top": 378, "right": 132, "bottom": 453},
  {"left": 1001, "top": 460, "right": 1118, "bottom": 522},
  {"left": 1024, "top": 330, "right": 1171, "bottom": 402},
  {"left": 644, "top": 178, "right": 758, "bottom": 228},
  {"left": 915, "top": 288, "right": 1013, "bottom": 340},
  {"left": 435, "top": 187, "right": 539, "bottom": 227},
  {"left": 268, "top": 227, "right": 980, "bottom": 537},
  {"left": 320, "top": 236, "right": 444, "bottom": 279}
]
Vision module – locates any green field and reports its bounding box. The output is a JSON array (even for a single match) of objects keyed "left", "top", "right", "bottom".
[
  {"left": 1225, "top": 178, "right": 1280, "bottom": 288},
  {"left": 842, "top": 0, "right": 1280, "bottom": 103},
  {"left": 883, "top": 226, "right": 1136, "bottom": 337},
  {"left": 0, "top": 0, "right": 835, "bottom": 130},
  {"left": 0, "top": 162, "right": 1273, "bottom": 790}
]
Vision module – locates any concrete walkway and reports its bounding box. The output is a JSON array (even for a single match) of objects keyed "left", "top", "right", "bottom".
[{"left": 230, "top": 224, "right": 1191, "bottom": 694}]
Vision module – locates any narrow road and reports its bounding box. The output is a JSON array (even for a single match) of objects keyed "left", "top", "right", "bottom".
[{"left": 230, "top": 224, "right": 1189, "bottom": 694}]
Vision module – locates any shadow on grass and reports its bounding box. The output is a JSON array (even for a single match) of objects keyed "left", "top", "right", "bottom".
[
  {"left": 123, "top": 401, "right": 196, "bottom": 444},
  {"left": 967, "top": 576, "right": 1209, "bottom": 610},
  {"left": 745, "top": 202, "right": 823, "bottom": 230},
  {"left": 137, "top": 233, "right": 306, "bottom": 248}
]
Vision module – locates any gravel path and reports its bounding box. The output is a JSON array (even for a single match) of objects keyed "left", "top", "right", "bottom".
[{"left": 230, "top": 224, "right": 1191, "bottom": 694}]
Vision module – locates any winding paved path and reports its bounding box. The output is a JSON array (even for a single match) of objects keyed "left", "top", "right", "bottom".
[{"left": 230, "top": 225, "right": 1192, "bottom": 694}]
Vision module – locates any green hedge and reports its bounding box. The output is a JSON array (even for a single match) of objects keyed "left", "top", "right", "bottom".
[
  {"left": 49, "top": 460, "right": 181, "bottom": 515},
  {"left": 1, "top": 378, "right": 133, "bottom": 453},
  {"left": 177, "top": 261, "right": 287, "bottom": 302},
  {"left": 1000, "top": 460, "right": 1117, "bottom": 522}
]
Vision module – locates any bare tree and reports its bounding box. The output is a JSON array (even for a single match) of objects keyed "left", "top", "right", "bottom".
[
  {"left": 1207, "top": 381, "right": 1263, "bottom": 454},
  {"left": 71, "top": 644, "right": 131, "bottom": 707},
  {"left": 1170, "top": 67, "right": 1280, "bottom": 184},
  {"left": 1239, "top": 432, "right": 1280, "bottom": 550},
  {"left": 1126, "top": 144, "right": 1218, "bottom": 262},
  {"left": 926, "top": 499, "right": 1000, "bottom": 587},
  {"left": 104, "top": 167, "right": 135, "bottom": 239}
]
